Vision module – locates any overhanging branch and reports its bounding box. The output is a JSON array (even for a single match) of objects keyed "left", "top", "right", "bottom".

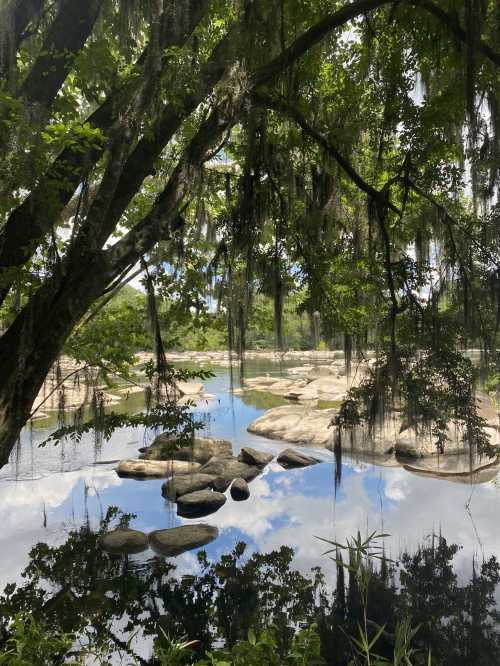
[{"left": 253, "top": 91, "right": 401, "bottom": 215}]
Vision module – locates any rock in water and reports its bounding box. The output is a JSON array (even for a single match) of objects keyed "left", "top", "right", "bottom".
[
  {"left": 230, "top": 478, "right": 250, "bottom": 501},
  {"left": 238, "top": 447, "right": 274, "bottom": 467},
  {"left": 176, "top": 381, "right": 204, "bottom": 395},
  {"left": 101, "top": 528, "right": 148, "bottom": 554},
  {"left": 162, "top": 473, "right": 217, "bottom": 500},
  {"left": 199, "top": 456, "right": 260, "bottom": 491},
  {"left": 276, "top": 448, "right": 319, "bottom": 469},
  {"left": 140, "top": 436, "right": 233, "bottom": 464},
  {"left": 149, "top": 525, "right": 219, "bottom": 556},
  {"left": 248, "top": 405, "right": 336, "bottom": 448},
  {"left": 177, "top": 489, "right": 227, "bottom": 518},
  {"left": 116, "top": 459, "right": 201, "bottom": 478}
]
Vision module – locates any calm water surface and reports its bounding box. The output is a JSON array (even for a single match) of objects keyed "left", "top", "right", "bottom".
[{"left": 1, "top": 359, "right": 499, "bottom": 592}]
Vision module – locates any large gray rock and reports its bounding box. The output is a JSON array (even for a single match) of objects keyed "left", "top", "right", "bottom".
[
  {"left": 116, "top": 459, "right": 201, "bottom": 478},
  {"left": 199, "top": 456, "right": 261, "bottom": 492},
  {"left": 306, "top": 365, "right": 338, "bottom": 379},
  {"left": 176, "top": 381, "right": 204, "bottom": 395},
  {"left": 277, "top": 448, "right": 320, "bottom": 469},
  {"left": 149, "top": 525, "right": 219, "bottom": 556},
  {"left": 238, "top": 447, "right": 274, "bottom": 467},
  {"left": 140, "top": 436, "right": 233, "bottom": 464},
  {"left": 177, "top": 489, "right": 227, "bottom": 518},
  {"left": 230, "top": 478, "right": 250, "bottom": 501},
  {"left": 101, "top": 528, "right": 148, "bottom": 554},
  {"left": 248, "top": 405, "right": 337, "bottom": 448},
  {"left": 162, "top": 473, "right": 217, "bottom": 500}
]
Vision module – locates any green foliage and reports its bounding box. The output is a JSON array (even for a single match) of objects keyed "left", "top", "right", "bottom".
[
  {"left": 65, "top": 290, "right": 148, "bottom": 378},
  {"left": 194, "top": 625, "right": 325, "bottom": 666},
  {"left": 336, "top": 315, "right": 494, "bottom": 455},
  {"left": 0, "top": 613, "right": 74, "bottom": 666},
  {"left": 2, "top": 515, "right": 500, "bottom": 665}
]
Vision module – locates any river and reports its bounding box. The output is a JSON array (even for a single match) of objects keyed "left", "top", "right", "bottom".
[{"left": 1, "top": 358, "right": 498, "bottom": 592}]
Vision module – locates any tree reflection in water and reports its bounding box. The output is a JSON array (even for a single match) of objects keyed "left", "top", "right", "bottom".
[{"left": 0, "top": 508, "right": 499, "bottom": 665}]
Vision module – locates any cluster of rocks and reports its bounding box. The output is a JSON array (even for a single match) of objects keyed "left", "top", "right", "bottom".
[
  {"left": 135, "top": 349, "right": 348, "bottom": 369},
  {"left": 115, "top": 435, "right": 321, "bottom": 520},
  {"left": 247, "top": 402, "right": 500, "bottom": 481},
  {"left": 241, "top": 363, "right": 357, "bottom": 403},
  {"left": 136, "top": 349, "right": 486, "bottom": 368},
  {"left": 243, "top": 360, "right": 500, "bottom": 483},
  {"left": 101, "top": 524, "right": 219, "bottom": 556}
]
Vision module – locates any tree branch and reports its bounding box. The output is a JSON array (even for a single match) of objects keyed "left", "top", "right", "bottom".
[
  {"left": 0, "top": 0, "right": 44, "bottom": 76},
  {"left": 253, "top": 92, "right": 401, "bottom": 215},
  {"left": 105, "top": 99, "right": 241, "bottom": 279},
  {"left": 254, "top": 0, "right": 395, "bottom": 86},
  {"left": 412, "top": 0, "right": 500, "bottom": 68},
  {"left": 19, "top": 0, "right": 103, "bottom": 109},
  {"left": 0, "top": 0, "right": 211, "bottom": 305}
]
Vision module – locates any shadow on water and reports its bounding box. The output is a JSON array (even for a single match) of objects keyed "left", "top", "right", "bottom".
[{"left": 0, "top": 507, "right": 499, "bottom": 665}]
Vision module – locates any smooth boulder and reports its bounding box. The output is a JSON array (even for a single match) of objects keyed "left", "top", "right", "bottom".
[
  {"left": 248, "top": 405, "right": 336, "bottom": 448},
  {"left": 101, "top": 528, "right": 148, "bottom": 555},
  {"left": 149, "top": 525, "right": 219, "bottom": 556},
  {"left": 230, "top": 478, "right": 250, "bottom": 501},
  {"left": 238, "top": 447, "right": 274, "bottom": 467},
  {"left": 117, "top": 459, "right": 200, "bottom": 478},
  {"left": 177, "top": 489, "right": 227, "bottom": 518},
  {"left": 277, "top": 448, "right": 319, "bottom": 469},
  {"left": 140, "top": 435, "right": 233, "bottom": 464},
  {"left": 162, "top": 473, "right": 217, "bottom": 500}
]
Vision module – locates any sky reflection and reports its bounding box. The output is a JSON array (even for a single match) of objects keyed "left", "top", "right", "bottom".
[{"left": 0, "top": 361, "right": 499, "bottom": 591}]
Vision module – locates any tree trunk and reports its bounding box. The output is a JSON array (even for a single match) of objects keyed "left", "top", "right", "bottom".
[
  {"left": 0, "top": 255, "right": 111, "bottom": 466},
  {"left": 0, "top": 100, "right": 232, "bottom": 466},
  {"left": 0, "top": 0, "right": 44, "bottom": 75}
]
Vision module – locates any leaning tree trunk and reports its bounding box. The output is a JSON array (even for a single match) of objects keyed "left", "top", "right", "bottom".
[{"left": 0, "top": 254, "right": 111, "bottom": 466}]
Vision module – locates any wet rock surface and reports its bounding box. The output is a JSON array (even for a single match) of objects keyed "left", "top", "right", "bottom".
[
  {"left": 277, "top": 448, "right": 320, "bottom": 469},
  {"left": 400, "top": 452, "right": 500, "bottom": 481},
  {"left": 149, "top": 525, "right": 219, "bottom": 556},
  {"left": 230, "top": 478, "right": 250, "bottom": 501},
  {"left": 199, "top": 456, "right": 261, "bottom": 492},
  {"left": 162, "top": 473, "right": 217, "bottom": 500},
  {"left": 101, "top": 528, "right": 149, "bottom": 554},
  {"left": 140, "top": 435, "right": 233, "bottom": 464},
  {"left": 237, "top": 447, "right": 274, "bottom": 467},
  {"left": 117, "top": 459, "right": 201, "bottom": 478},
  {"left": 177, "top": 489, "right": 227, "bottom": 518}
]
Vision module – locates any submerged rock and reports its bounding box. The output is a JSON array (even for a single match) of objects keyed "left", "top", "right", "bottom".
[
  {"left": 230, "top": 478, "right": 250, "bottom": 501},
  {"left": 116, "top": 459, "right": 201, "bottom": 478},
  {"left": 162, "top": 473, "right": 217, "bottom": 500},
  {"left": 177, "top": 489, "right": 227, "bottom": 518},
  {"left": 149, "top": 524, "right": 219, "bottom": 556},
  {"left": 101, "top": 528, "right": 148, "bottom": 555},
  {"left": 277, "top": 448, "right": 320, "bottom": 469},
  {"left": 199, "top": 456, "right": 261, "bottom": 491},
  {"left": 237, "top": 447, "right": 274, "bottom": 467},
  {"left": 140, "top": 435, "right": 233, "bottom": 464}
]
